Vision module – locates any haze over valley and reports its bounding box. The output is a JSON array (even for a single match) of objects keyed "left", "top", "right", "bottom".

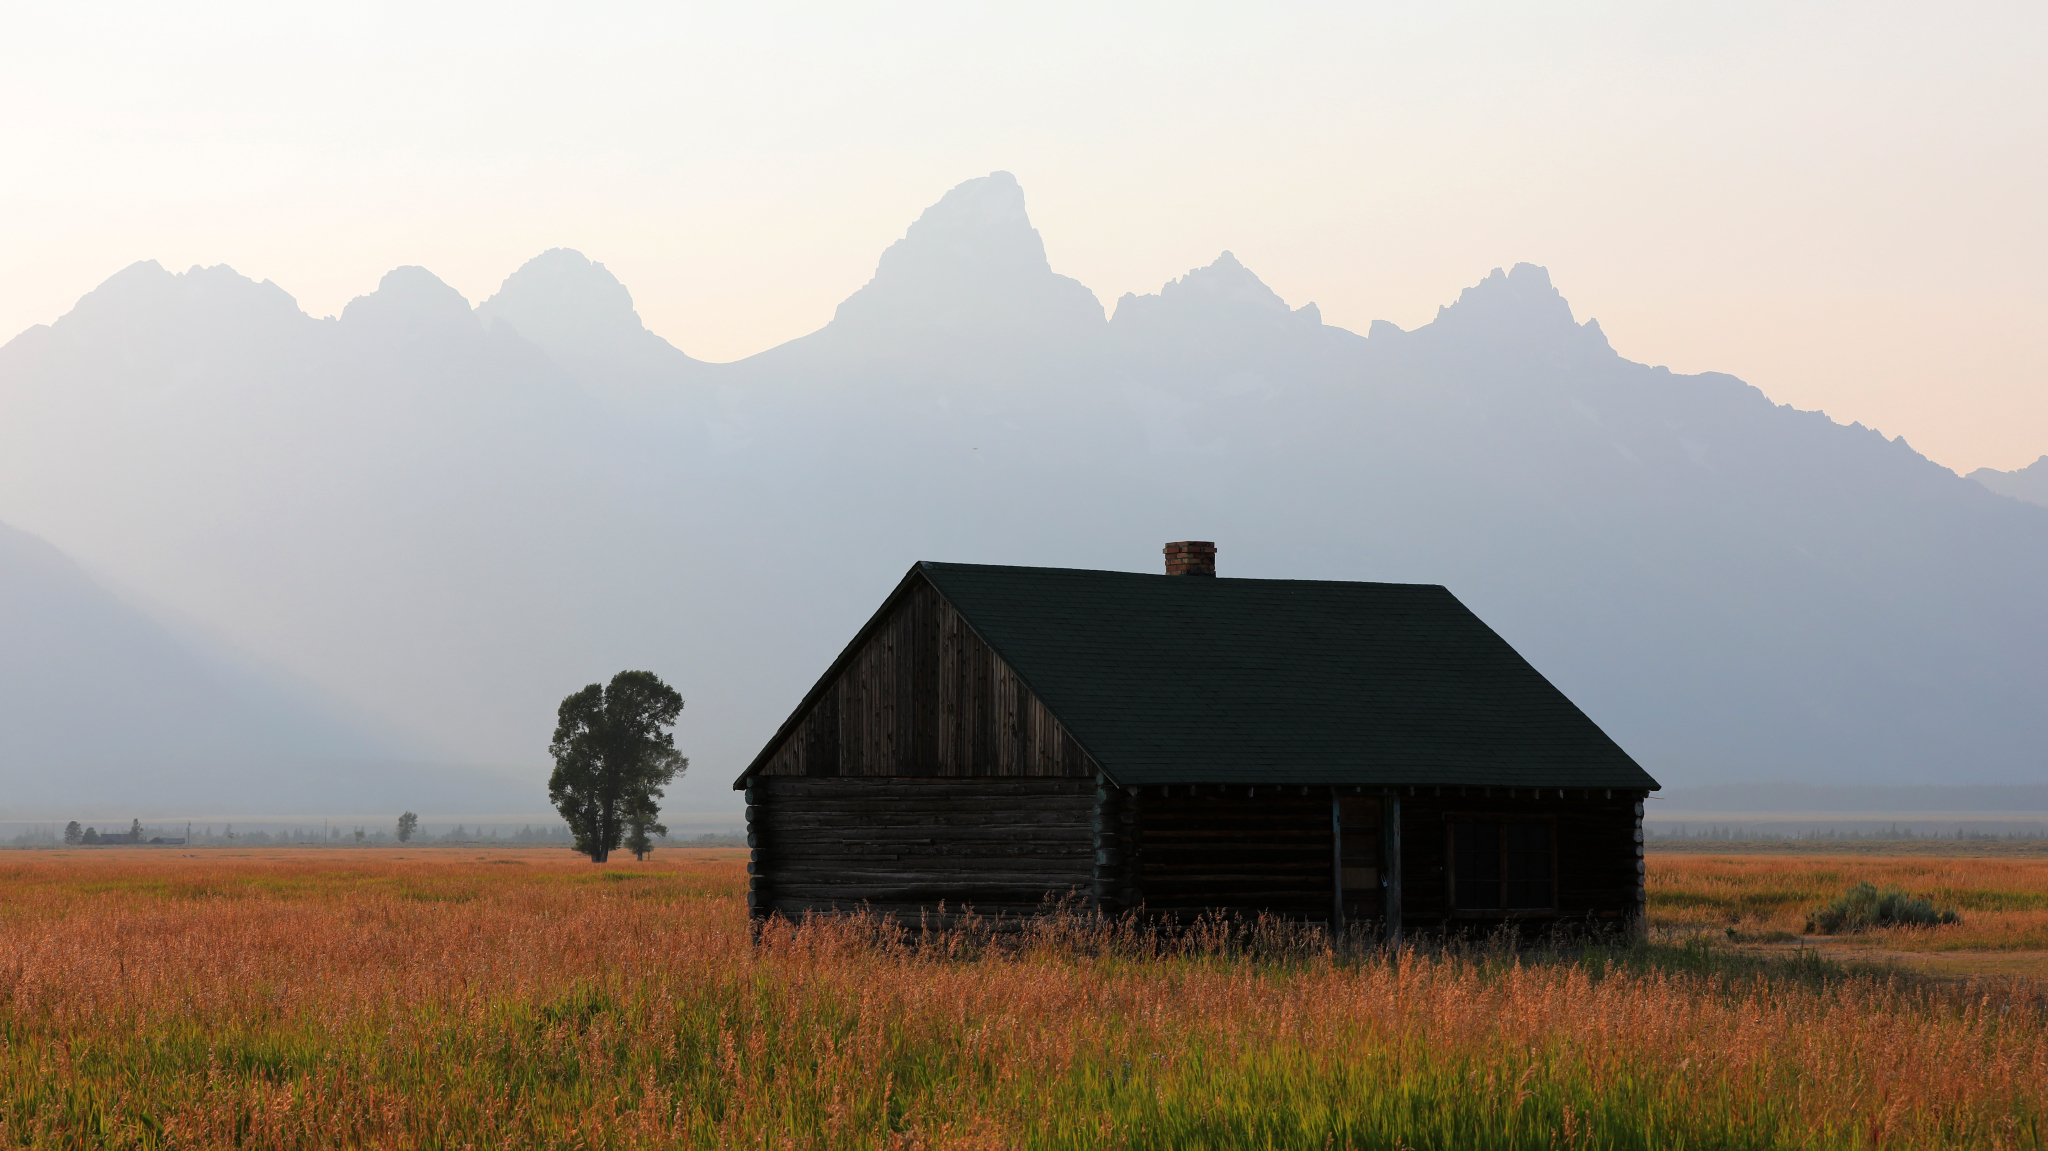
[{"left": 4, "top": 172, "right": 2044, "bottom": 820}]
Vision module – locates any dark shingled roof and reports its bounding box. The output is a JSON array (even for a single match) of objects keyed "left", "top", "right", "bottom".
[{"left": 741, "top": 562, "right": 1659, "bottom": 792}]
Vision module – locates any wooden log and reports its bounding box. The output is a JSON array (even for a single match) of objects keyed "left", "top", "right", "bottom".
[
  {"left": 764, "top": 899, "right": 1062, "bottom": 919},
  {"left": 1092, "top": 774, "right": 1121, "bottom": 912},
  {"left": 746, "top": 789, "right": 770, "bottom": 919},
  {"left": 753, "top": 811, "right": 1097, "bottom": 827},
  {"left": 755, "top": 811, "right": 1091, "bottom": 831},
  {"left": 753, "top": 782, "right": 1097, "bottom": 802},
  {"left": 768, "top": 884, "right": 1087, "bottom": 902},
  {"left": 769, "top": 842, "right": 1091, "bottom": 859},
  {"left": 1140, "top": 847, "right": 1333, "bottom": 862},
  {"left": 753, "top": 828, "right": 1089, "bottom": 844},
  {"left": 768, "top": 861, "right": 1091, "bottom": 881},
  {"left": 753, "top": 795, "right": 1095, "bottom": 814},
  {"left": 1142, "top": 877, "right": 1339, "bottom": 895}
]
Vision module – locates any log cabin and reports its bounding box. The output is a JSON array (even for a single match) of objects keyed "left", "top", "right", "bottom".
[{"left": 736, "top": 543, "right": 1659, "bottom": 934}]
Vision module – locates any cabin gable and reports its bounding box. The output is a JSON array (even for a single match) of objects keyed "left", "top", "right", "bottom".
[{"left": 752, "top": 576, "right": 1097, "bottom": 780}]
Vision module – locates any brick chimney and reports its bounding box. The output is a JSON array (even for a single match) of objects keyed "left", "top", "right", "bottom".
[{"left": 1163, "top": 541, "right": 1216, "bottom": 577}]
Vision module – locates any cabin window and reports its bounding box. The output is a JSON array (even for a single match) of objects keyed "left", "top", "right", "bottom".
[{"left": 1449, "top": 818, "right": 1555, "bottom": 912}]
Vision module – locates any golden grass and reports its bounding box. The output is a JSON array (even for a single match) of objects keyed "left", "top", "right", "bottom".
[
  {"left": 2, "top": 848, "right": 2046, "bottom": 1148},
  {"left": 1648, "top": 852, "right": 2048, "bottom": 951}
]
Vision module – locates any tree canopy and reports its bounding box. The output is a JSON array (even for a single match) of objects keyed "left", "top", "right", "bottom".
[{"left": 548, "top": 670, "right": 686, "bottom": 863}]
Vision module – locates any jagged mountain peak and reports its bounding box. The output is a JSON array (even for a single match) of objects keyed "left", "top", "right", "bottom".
[
  {"left": 475, "top": 249, "right": 694, "bottom": 374},
  {"left": 1424, "top": 262, "right": 1612, "bottom": 355},
  {"left": 478, "top": 249, "right": 641, "bottom": 339},
  {"left": 74, "top": 259, "right": 179, "bottom": 312},
  {"left": 1163, "top": 251, "right": 1290, "bottom": 312},
  {"left": 860, "top": 171, "right": 1056, "bottom": 294},
  {"left": 814, "top": 172, "right": 1104, "bottom": 346},
  {"left": 57, "top": 261, "right": 302, "bottom": 328},
  {"left": 886, "top": 171, "right": 1041, "bottom": 271},
  {"left": 1110, "top": 250, "right": 1321, "bottom": 336},
  {"left": 1436, "top": 263, "right": 1571, "bottom": 324},
  {"left": 0, "top": 261, "right": 308, "bottom": 369},
  {"left": 340, "top": 266, "right": 477, "bottom": 334}
]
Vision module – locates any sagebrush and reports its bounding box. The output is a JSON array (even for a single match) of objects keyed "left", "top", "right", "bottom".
[{"left": 1808, "top": 880, "right": 1962, "bottom": 934}]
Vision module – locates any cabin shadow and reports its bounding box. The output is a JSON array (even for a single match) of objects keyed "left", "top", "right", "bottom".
[{"left": 740, "top": 543, "right": 1656, "bottom": 939}]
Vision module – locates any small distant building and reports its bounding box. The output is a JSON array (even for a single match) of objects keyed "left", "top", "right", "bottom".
[
  {"left": 738, "top": 543, "right": 1659, "bottom": 933},
  {"left": 147, "top": 837, "right": 186, "bottom": 846}
]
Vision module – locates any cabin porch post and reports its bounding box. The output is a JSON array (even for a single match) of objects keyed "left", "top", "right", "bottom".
[
  {"left": 1383, "top": 792, "right": 1403, "bottom": 941},
  {"left": 1330, "top": 793, "right": 1344, "bottom": 929}
]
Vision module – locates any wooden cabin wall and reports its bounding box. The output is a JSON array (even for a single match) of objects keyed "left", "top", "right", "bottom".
[
  {"left": 746, "top": 777, "right": 1094, "bottom": 919},
  {"left": 756, "top": 579, "right": 1095, "bottom": 779},
  {"left": 1397, "top": 791, "right": 1644, "bottom": 928},
  {"left": 1106, "top": 787, "right": 1645, "bottom": 930},
  {"left": 1129, "top": 789, "right": 1336, "bottom": 922}
]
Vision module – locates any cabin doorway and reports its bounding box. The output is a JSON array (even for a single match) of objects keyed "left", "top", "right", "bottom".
[{"left": 1334, "top": 796, "right": 1390, "bottom": 929}]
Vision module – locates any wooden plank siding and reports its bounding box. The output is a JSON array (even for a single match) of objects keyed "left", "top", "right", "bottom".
[
  {"left": 1397, "top": 791, "right": 1645, "bottom": 928},
  {"left": 1113, "top": 787, "right": 1644, "bottom": 929},
  {"left": 1132, "top": 789, "right": 1337, "bottom": 922},
  {"left": 746, "top": 777, "right": 1094, "bottom": 919},
  {"left": 747, "top": 776, "right": 1647, "bottom": 926},
  {"left": 757, "top": 578, "right": 1097, "bottom": 779}
]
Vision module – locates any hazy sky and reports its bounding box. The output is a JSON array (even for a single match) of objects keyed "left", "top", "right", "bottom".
[{"left": 5, "top": 1, "right": 2043, "bottom": 472}]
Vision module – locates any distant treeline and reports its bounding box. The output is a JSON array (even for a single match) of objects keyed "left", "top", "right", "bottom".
[
  {"left": 1656, "top": 784, "right": 2048, "bottom": 813},
  {"left": 11, "top": 821, "right": 582, "bottom": 848},
  {"left": 1649, "top": 823, "right": 2048, "bottom": 843}
]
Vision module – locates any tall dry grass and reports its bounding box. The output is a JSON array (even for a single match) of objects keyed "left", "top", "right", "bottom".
[
  {"left": 1, "top": 849, "right": 2045, "bottom": 1149},
  {"left": 1649, "top": 852, "right": 2048, "bottom": 949}
]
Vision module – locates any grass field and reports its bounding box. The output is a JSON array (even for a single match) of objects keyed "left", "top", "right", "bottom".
[
  {"left": 1649, "top": 850, "right": 2048, "bottom": 953},
  {"left": 3, "top": 848, "right": 2047, "bottom": 1149}
]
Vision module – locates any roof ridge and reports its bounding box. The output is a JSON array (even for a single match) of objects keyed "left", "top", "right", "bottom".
[{"left": 919, "top": 559, "right": 1447, "bottom": 591}]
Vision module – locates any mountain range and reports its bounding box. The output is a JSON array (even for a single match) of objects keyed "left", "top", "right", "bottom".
[
  {"left": 2, "top": 171, "right": 2044, "bottom": 817},
  {"left": 1970, "top": 456, "right": 2048, "bottom": 509}
]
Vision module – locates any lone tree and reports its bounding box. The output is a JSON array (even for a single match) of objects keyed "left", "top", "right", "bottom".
[
  {"left": 397, "top": 811, "right": 418, "bottom": 843},
  {"left": 548, "top": 670, "right": 686, "bottom": 863},
  {"left": 64, "top": 821, "right": 82, "bottom": 846}
]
